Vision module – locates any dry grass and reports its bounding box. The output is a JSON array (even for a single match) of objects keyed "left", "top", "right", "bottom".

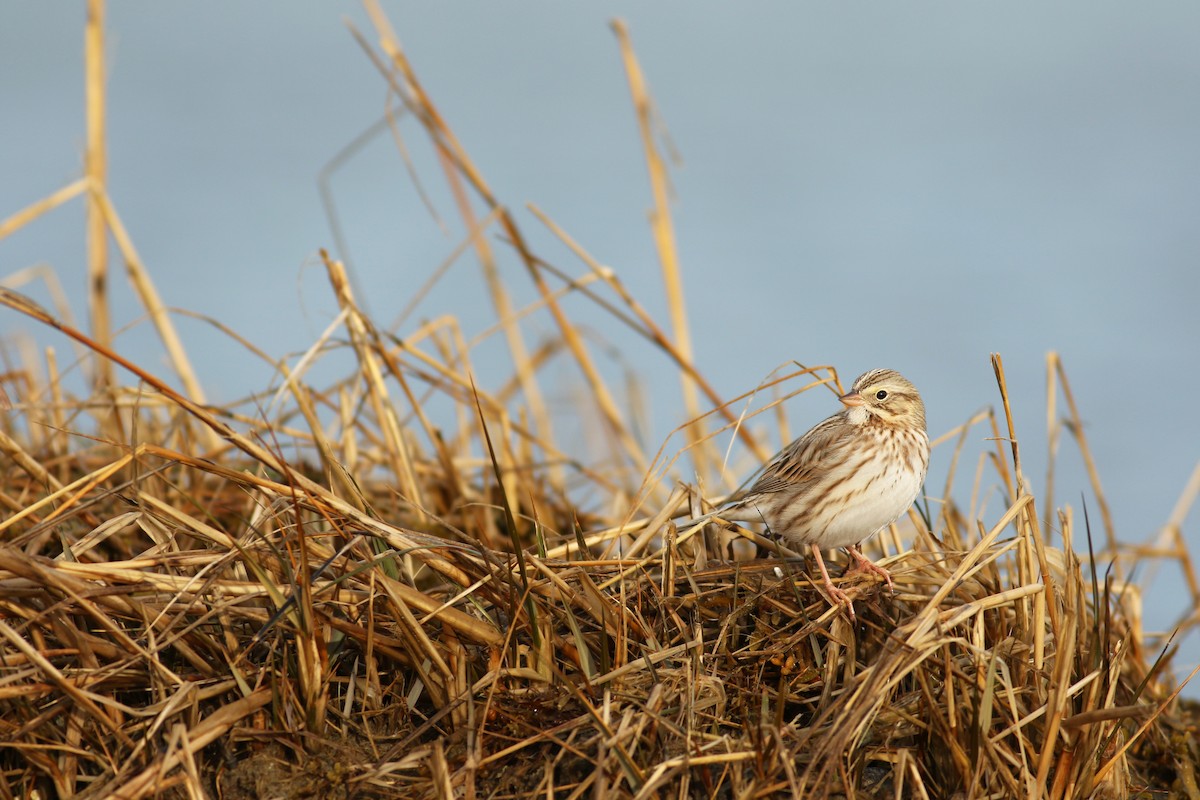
[{"left": 3, "top": 4, "right": 1200, "bottom": 798}]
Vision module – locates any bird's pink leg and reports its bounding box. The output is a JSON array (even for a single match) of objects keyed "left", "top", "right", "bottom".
[
  {"left": 810, "top": 543, "right": 855, "bottom": 619},
  {"left": 846, "top": 545, "right": 894, "bottom": 593}
]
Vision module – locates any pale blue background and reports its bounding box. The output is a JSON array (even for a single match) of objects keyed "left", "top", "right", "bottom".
[{"left": 4, "top": 4, "right": 1199, "bottom": 675}]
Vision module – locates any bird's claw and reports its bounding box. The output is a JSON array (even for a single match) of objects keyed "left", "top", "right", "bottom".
[
  {"left": 847, "top": 547, "right": 895, "bottom": 594},
  {"left": 822, "top": 582, "right": 857, "bottom": 620}
]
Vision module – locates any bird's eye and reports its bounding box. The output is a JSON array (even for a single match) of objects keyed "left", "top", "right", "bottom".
[{"left": 875, "top": 390, "right": 888, "bottom": 400}]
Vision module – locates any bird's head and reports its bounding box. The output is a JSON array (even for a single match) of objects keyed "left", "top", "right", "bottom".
[{"left": 840, "top": 368, "right": 926, "bottom": 430}]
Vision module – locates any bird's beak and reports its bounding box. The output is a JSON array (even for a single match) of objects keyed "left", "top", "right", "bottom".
[{"left": 839, "top": 391, "right": 865, "bottom": 408}]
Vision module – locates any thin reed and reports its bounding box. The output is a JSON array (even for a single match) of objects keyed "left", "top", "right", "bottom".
[{"left": 1, "top": 5, "right": 1199, "bottom": 799}]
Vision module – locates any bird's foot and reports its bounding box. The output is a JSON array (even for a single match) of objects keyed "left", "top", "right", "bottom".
[
  {"left": 821, "top": 578, "right": 857, "bottom": 620},
  {"left": 846, "top": 546, "right": 894, "bottom": 593},
  {"left": 811, "top": 543, "right": 857, "bottom": 619}
]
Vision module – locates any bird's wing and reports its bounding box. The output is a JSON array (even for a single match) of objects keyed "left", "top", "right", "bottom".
[{"left": 742, "top": 412, "right": 851, "bottom": 497}]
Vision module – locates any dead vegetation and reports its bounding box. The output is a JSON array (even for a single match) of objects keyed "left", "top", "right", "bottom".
[{"left": 2, "top": 3, "right": 1200, "bottom": 798}]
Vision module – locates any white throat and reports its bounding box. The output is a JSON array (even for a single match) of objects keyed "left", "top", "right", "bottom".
[{"left": 845, "top": 406, "right": 869, "bottom": 426}]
